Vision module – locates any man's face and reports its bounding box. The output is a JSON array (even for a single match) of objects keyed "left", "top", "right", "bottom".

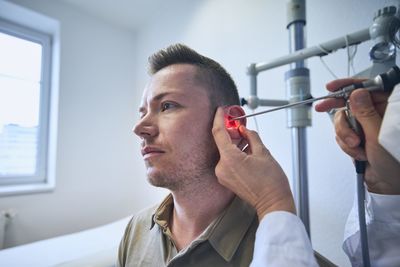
[{"left": 133, "top": 64, "right": 219, "bottom": 191}]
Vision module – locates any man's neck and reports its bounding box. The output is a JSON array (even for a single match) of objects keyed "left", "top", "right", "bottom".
[{"left": 169, "top": 179, "right": 234, "bottom": 251}]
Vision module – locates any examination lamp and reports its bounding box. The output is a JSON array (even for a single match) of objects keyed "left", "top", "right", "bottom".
[{"left": 369, "top": 6, "right": 400, "bottom": 62}]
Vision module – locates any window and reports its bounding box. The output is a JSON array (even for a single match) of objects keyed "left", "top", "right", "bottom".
[{"left": 0, "top": 2, "right": 60, "bottom": 196}]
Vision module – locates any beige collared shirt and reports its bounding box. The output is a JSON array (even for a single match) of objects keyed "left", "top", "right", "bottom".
[{"left": 117, "top": 194, "right": 258, "bottom": 267}]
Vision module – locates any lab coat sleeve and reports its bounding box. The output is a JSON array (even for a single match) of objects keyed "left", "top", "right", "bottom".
[
  {"left": 250, "top": 211, "right": 318, "bottom": 267},
  {"left": 343, "top": 191, "right": 400, "bottom": 267}
]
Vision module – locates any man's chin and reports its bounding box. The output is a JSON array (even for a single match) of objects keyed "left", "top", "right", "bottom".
[
  {"left": 147, "top": 177, "right": 164, "bottom": 187},
  {"left": 146, "top": 173, "right": 179, "bottom": 191},
  {"left": 146, "top": 171, "right": 168, "bottom": 187}
]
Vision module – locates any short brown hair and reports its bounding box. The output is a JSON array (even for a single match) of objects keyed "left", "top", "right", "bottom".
[{"left": 148, "top": 44, "right": 240, "bottom": 108}]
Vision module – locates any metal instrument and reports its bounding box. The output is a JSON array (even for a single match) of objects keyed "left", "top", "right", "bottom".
[{"left": 231, "top": 66, "right": 400, "bottom": 121}]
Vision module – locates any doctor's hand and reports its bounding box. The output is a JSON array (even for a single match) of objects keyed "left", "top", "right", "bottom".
[
  {"left": 212, "top": 107, "right": 296, "bottom": 220},
  {"left": 315, "top": 78, "right": 400, "bottom": 195}
]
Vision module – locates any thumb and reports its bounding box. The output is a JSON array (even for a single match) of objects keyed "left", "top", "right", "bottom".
[
  {"left": 350, "top": 89, "right": 382, "bottom": 141},
  {"left": 239, "top": 126, "right": 269, "bottom": 156}
]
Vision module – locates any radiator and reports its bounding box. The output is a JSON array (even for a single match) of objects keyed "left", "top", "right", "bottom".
[{"left": 0, "top": 210, "right": 15, "bottom": 250}]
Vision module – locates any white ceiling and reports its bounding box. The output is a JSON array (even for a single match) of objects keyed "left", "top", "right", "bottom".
[{"left": 59, "top": 0, "right": 166, "bottom": 32}]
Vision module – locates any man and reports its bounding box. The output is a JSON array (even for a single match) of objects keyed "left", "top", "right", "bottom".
[
  {"left": 213, "top": 77, "right": 400, "bottom": 266},
  {"left": 118, "top": 44, "right": 257, "bottom": 267}
]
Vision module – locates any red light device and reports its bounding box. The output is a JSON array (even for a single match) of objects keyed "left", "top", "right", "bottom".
[{"left": 224, "top": 114, "right": 240, "bottom": 129}]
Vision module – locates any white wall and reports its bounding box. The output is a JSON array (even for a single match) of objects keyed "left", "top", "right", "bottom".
[
  {"left": 1, "top": 0, "right": 398, "bottom": 266},
  {"left": 1, "top": 0, "right": 167, "bottom": 248}
]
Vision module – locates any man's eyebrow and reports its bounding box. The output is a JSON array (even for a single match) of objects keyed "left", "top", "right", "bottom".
[
  {"left": 153, "top": 92, "right": 180, "bottom": 101},
  {"left": 138, "top": 92, "right": 183, "bottom": 113}
]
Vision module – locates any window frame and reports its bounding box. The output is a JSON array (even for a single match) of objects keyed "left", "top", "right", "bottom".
[{"left": 0, "top": 1, "right": 60, "bottom": 196}]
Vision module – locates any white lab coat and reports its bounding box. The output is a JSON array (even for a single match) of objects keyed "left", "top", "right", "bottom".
[
  {"left": 250, "top": 211, "right": 319, "bottom": 267},
  {"left": 379, "top": 84, "right": 400, "bottom": 162},
  {"left": 250, "top": 192, "right": 400, "bottom": 267},
  {"left": 343, "top": 192, "right": 400, "bottom": 267},
  {"left": 250, "top": 86, "right": 400, "bottom": 267}
]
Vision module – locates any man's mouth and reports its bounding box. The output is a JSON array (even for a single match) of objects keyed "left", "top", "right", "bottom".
[{"left": 141, "top": 146, "right": 165, "bottom": 159}]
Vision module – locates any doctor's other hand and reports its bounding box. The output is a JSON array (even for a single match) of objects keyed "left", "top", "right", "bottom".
[
  {"left": 212, "top": 107, "right": 296, "bottom": 220},
  {"left": 315, "top": 78, "right": 400, "bottom": 195}
]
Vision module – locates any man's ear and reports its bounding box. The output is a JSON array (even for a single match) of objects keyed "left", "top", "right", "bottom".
[
  {"left": 223, "top": 105, "right": 247, "bottom": 140},
  {"left": 225, "top": 105, "right": 246, "bottom": 125}
]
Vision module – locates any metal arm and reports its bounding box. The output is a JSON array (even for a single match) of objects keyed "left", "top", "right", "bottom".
[{"left": 242, "top": 2, "right": 400, "bottom": 243}]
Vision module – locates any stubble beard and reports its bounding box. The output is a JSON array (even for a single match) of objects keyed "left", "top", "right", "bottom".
[{"left": 146, "top": 136, "right": 219, "bottom": 194}]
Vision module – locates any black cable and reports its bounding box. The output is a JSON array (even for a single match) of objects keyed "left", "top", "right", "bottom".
[
  {"left": 355, "top": 161, "right": 370, "bottom": 267},
  {"left": 346, "top": 102, "right": 371, "bottom": 267}
]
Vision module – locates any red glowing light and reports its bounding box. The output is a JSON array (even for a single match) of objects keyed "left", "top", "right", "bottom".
[{"left": 224, "top": 115, "right": 240, "bottom": 129}]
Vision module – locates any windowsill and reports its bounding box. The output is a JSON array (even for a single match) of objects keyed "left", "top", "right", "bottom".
[{"left": 0, "top": 182, "right": 55, "bottom": 197}]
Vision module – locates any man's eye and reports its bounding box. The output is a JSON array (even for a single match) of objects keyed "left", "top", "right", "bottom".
[{"left": 161, "top": 102, "right": 176, "bottom": 112}]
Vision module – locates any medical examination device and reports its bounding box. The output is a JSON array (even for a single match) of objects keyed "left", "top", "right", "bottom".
[
  {"left": 238, "top": 1, "right": 400, "bottom": 266},
  {"left": 232, "top": 66, "right": 400, "bottom": 121}
]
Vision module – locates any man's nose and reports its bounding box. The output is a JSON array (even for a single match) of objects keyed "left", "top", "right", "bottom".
[{"left": 133, "top": 115, "right": 158, "bottom": 139}]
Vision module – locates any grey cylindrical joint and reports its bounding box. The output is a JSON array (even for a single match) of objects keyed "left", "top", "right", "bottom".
[
  {"left": 286, "top": 0, "right": 306, "bottom": 28},
  {"left": 285, "top": 68, "right": 311, "bottom": 128},
  {"left": 247, "top": 63, "right": 257, "bottom": 75},
  {"left": 246, "top": 95, "right": 259, "bottom": 110}
]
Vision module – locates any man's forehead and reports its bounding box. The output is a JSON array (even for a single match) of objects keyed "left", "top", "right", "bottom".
[
  {"left": 141, "top": 79, "right": 189, "bottom": 101},
  {"left": 140, "top": 86, "right": 186, "bottom": 104},
  {"left": 140, "top": 64, "right": 209, "bottom": 104}
]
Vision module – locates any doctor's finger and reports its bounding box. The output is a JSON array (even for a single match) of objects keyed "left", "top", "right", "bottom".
[
  {"left": 349, "top": 89, "right": 382, "bottom": 143},
  {"left": 212, "top": 107, "right": 235, "bottom": 152},
  {"left": 315, "top": 98, "right": 346, "bottom": 112},
  {"left": 334, "top": 110, "right": 361, "bottom": 148},
  {"left": 335, "top": 135, "right": 367, "bottom": 161},
  {"left": 238, "top": 126, "right": 269, "bottom": 156},
  {"left": 326, "top": 78, "right": 366, "bottom": 92}
]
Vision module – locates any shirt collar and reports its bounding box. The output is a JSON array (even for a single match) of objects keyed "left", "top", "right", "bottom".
[
  {"left": 150, "top": 194, "right": 173, "bottom": 230},
  {"left": 150, "top": 194, "right": 257, "bottom": 262}
]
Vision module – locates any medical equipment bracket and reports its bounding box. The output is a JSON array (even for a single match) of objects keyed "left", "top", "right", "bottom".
[{"left": 243, "top": 1, "right": 399, "bottom": 237}]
